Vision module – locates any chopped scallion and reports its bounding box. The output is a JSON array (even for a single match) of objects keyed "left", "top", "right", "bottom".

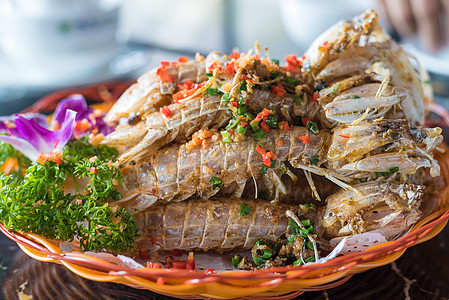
[
  {"left": 240, "top": 202, "right": 251, "bottom": 216},
  {"left": 207, "top": 87, "right": 220, "bottom": 96},
  {"left": 209, "top": 177, "right": 223, "bottom": 189},
  {"left": 306, "top": 121, "right": 319, "bottom": 135},
  {"left": 221, "top": 130, "right": 232, "bottom": 143},
  {"left": 251, "top": 130, "right": 267, "bottom": 140},
  {"left": 231, "top": 255, "right": 242, "bottom": 268},
  {"left": 310, "top": 155, "right": 319, "bottom": 165},
  {"left": 236, "top": 125, "right": 247, "bottom": 135},
  {"left": 293, "top": 94, "right": 303, "bottom": 104},
  {"left": 222, "top": 93, "right": 231, "bottom": 102}
]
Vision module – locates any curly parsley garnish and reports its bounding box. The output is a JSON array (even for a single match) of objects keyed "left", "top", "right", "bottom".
[{"left": 0, "top": 138, "right": 138, "bottom": 252}]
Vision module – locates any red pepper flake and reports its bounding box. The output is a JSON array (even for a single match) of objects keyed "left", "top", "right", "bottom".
[
  {"left": 178, "top": 56, "right": 188, "bottom": 63},
  {"left": 160, "top": 61, "right": 170, "bottom": 67},
  {"left": 177, "top": 80, "right": 194, "bottom": 90},
  {"left": 150, "top": 237, "right": 157, "bottom": 245},
  {"left": 278, "top": 121, "right": 290, "bottom": 131},
  {"left": 225, "top": 61, "right": 238, "bottom": 76},
  {"left": 208, "top": 61, "right": 222, "bottom": 73},
  {"left": 170, "top": 249, "right": 182, "bottom": 257},
  {"left": 255, "top": 144, "right": 266, "bottom": 155},
  {"left": 231, "top": 101, "right": 238, "bottom": 107},
  {"left": 262, "top": 151, "right": 277, "bottom": 167},
  {"left": 90, "top": 167, "right": 99, "bottom": 174},
  {"left": 312, "top": 92, "right": 319, "bottom": 102},
  {"left": 161, "top": 106, "right": 172, "bottom": 118},
  {"left": 277, "top": 140, "right": 284, "bottom": 146},
  {"left": 251, "top": 108, "right": 273, "bottom": 124},
  {"left": 156, "top": 67, "right": 174, "bottom": 83},
  {"left": 240, "top": 121, "right": 248, "bottom": 128},
  {"left": 339, "top": 135, "right": 350, "bottom": 138},
  {"left": 205, "top": 268, "right": 214, "bottom": 274},
  {"left": 285, "top": 54, "right": 302, "bottom": 73},
  {"left": 260, "top": 121, "right": 271, "bottom": 132},
  {"left": 229, "top": 52, "right": 240, "bottom": 59},
  {"left": 302, "top": 117, "right": 311, "bottom": 127},
  {"left": 173, "top": 81, "right": 203, "bottom": 102},
  {"left": 297, "top": 136, "right": 310, "bottom": 144},
  {"left": 271, "top": 83, "right": 286, "bottom": 97},
  {"left": 150, "top": 188, "right": 156, "bottom": 195},
  {"left": 157, "top": 277, "right": 166, "bottom": 285},
  {"left": 139, "top": 250, "right": 150, "bottom": 259}
]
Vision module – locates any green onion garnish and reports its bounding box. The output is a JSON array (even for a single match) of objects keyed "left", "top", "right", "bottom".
[
  {"left": 207, "top": 87, "right": 220, "bottom": 96},
  {"left": 293, "top": 258, "right": 303, "bottom": 267},
  {"left": 236, "top": 125, "right": 247, "bottom": 135},
  {"left": 221, "top": 130, "right": 232, "bottom": 143},
  {"left": 225, "top": 117, "right": 242, "bottom": 130},
  {"left": 240, "top": 202, "right": 251, "bottom": 216},
  {"left": 301, "top": 219, "right": 311, "bottom": 227},
  {"left": 307, "top": 240, "right": 314, "bottom": 250},
  {"left": 310, "top": 155, "right": 319, "bottom": 165},
  {"left": 237, "top": 105, "right": 248, "bottom": 115},
  {"left": 222, "top": 93, "right": 231, "bottom": 102},
  {"left": 251, "top": 130, "right": 267, "bottom": 140},
  {"left": 306, "top": 121, "right": 319, "bottom": 135},
  {"left": 209, "top": 177, "right": 223, "bottom": 189},
  {"left": 250, "top": 122, "right": 260, "bottom": 132},
  {"left": 293, "top": 94, "right": 303, "bottom": 104},
  {"left": 304, "top": 256, "right": 316, "bottom": 263},
  {"left": 285, "top": 76, "right": 301, "bottom": 86},
  {"left": 231, "top": 255, "right": 242, "bottom": 268},
  {"left": 238, "top": 80, "right": 247, "bottom": 92},
  {"left": 331, "top": 84, "right": 341, "bottom": 94},
  {"left": 288, "top": 218, "right": 300, "bottom": 234},
  {"left": 389, "top": 167, "right": 399, "bottom": 173},
  {"left": 205, "top": 72, "right": 213, "bottom": 77},
  {"left": 266, "top": 114, "right": 278, "bottom": 129},
  {"left": 271, "top": 59, "right": 280, "bottom": 66}
]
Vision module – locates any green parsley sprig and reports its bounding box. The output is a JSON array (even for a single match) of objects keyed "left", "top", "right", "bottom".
[{"left": 0, "top": 138, "right": 138, "bottom": 252}]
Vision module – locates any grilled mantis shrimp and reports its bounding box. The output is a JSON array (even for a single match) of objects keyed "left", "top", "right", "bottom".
[
  {"left": 322, "top": 182, "right": 424, "bottom": 239},
  {"left": 114, "top": 119, "right": 441, "bottom": 210},
  {"left": 303, "top": 9, "right": 431, "bottom": 125},
  {"left": 105, "top": 52, "right": 228, "bottom": 124},
  {"left": 102, "top": 93, "right": 233, "bottom": 164},
  {"left": 328, "top": 119, "right": 443, "bottom": 178},
  {"left": 102, "top": 63, "right": 322, "bottom": 163},
  {"left": 134, "top": 197, "right": 317, "bottom": 252}
]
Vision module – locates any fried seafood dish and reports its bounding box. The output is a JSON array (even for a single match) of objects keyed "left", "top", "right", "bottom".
[{"left": 0, "top": 10, "right": 444, "bottom": 271}]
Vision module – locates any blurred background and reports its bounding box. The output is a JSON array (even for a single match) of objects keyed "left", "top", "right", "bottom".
[
  {"left": 2, "top": 0, "right": 449, "bottom": 115},
  {"left": 0, "top": 0, "right": 403, "bottom": 115}
]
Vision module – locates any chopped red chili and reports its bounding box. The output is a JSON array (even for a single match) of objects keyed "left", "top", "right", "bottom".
[
  {"left": 271, "top": 83, "right": 286, "bottom": 97},
  {"left": 161, "top": 106, "right": 172, "bottom": 118},
  {"left": 298, "top": 136, "right": 310, "bottom": 144}
]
